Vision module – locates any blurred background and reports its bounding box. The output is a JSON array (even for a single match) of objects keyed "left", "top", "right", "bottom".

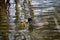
[{"left": 0, "top": 0, "right": 60, "bottom": 40}]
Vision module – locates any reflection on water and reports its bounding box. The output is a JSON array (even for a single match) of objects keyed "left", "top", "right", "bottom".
[{"left": 0, "top": 0, "right": 60, "bottom": 40}]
